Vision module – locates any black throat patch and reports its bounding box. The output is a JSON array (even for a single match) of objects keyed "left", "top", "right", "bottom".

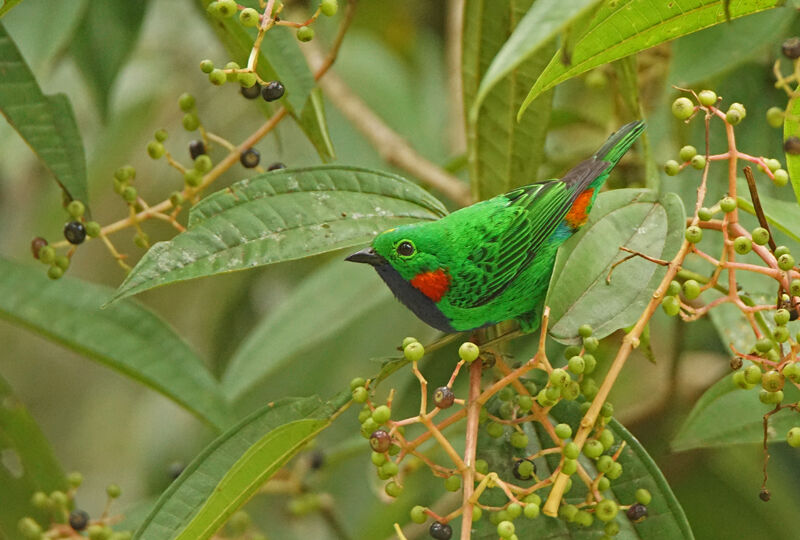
[{"left": 373, "top": 264, "right": 456, "bottom": 334}]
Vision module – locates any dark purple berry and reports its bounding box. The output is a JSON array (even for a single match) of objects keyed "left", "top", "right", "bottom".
[
  {"left": 626, "top": 503, "right": 648, "bottom": 522},
  {"left": 69, "top": 509, "right": 89, "bottom": 531},
  {"left": 309, "top": 450, "right": 325, "bottom": 470},
  {"left": 784, "top": 136, "right": 800, "bottom": 155},
  {"left": 240, "top": 148, "right": 261, "bottom": 168},
  {"left": 370, "top": 429, "right": 391, "bottom": 453},
  {"left": 429, "top": 521, "right": 452, "bottom": 540},
  {"left": 759, "top": 488, "right": 771, "bottom": 502},
  {"left": 63, "top": 221, "right": 86, "bottom": 245},
  {"left": 189, "top": 140, "right": 206, "bottom": 160},
  {"left": 31, "top": 237, "right": 47, "bottom": 259},
  {"left": 240, "top": 83, "right": 261, "bottom": 99},
  {"left": 434, "top": 386, "right": 455, "bottom": 409},
  {"left": 783, "top": 37, "right": 800, "bottom": 59},
  {"left": 262, "top": 81, "right": 285, "bottom": 102},
  {"left": 268, "top": 162, "right": 286, "bottom": 171},
  {"left": 512, "top": 458, "right": 536, "bottom": 480}
]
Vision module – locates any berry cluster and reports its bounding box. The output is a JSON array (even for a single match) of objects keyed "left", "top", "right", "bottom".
[{"left": 356, "top": 324, "right": 652, "bottom": 539}]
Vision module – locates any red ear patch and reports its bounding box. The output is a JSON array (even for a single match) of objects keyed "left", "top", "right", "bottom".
[
  {"left": 564, "top": 188, "right": 594, "bottom": 228},
  {"left": 411, "top": 269, "right": 450, "bottom": 302}
]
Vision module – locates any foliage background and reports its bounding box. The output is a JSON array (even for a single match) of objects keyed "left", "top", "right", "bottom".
[{"left": 2, "top": 0, "right": 800, "bottom": 538}]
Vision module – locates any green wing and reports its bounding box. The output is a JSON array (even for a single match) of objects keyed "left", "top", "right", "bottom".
[{"left": 448, "top": 181, "right": 573, "bottom": 309}]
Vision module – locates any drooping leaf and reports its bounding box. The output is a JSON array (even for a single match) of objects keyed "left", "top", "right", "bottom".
[
  {"left": 519, "top": 0, "right": 779, "bottom": 118},
  {"left": 133, "top": 393, "right": 350, "bottom": 540},
  {"left": 0, "top": 22, "right": 88, "bottom": 204},
  {"left": 110, "top": 166, "right": 448, "bottom": 303},
  {"left": 673, "top": 373, "right": 800, "bottom": 451},
  {"left": 69, "top": 0, "right": 148, "bottom": 120},
  {"left": 223, "top": 258, "right": 391, "bottom": 401},
  {"left": 0, "top": 256, "right": 234, "bottom": 431},
  {"left": 462, "top": 0, "right": 556, "bottom": 200},
  {"left": 783, "top": 95, "right": 800, "bottom": 205},
  {"left": 298, "top": 87, "right": 336, "bottom": 162},
  {"left": 0, "top": 373, "right": 66, "bottom": 539},
  {"left": 547, "top": 189, "right": 685, "bottom": 343}
]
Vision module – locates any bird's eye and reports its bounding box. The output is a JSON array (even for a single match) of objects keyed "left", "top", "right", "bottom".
[{"left": 396, "top": 241, "right": 415, "bottom": 257}]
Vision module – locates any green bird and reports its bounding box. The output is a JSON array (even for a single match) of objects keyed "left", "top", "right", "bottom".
[{"left": 346, "top": 121, "right": 645, "bottom": 334}]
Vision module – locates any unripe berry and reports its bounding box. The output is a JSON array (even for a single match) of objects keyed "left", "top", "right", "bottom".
[
  {"left": 510, "top": 431, "right": 528, "bottom": 449},
  {"left": 563, "top": 345, "right": 581, "bottom": 359},
  {"left": 698, "top": 207, "right": 712, "bottom": 221},
  {"left": 578, "top": 324, "right": 593, "bottom": 337},
  {"left": 147, "top": 140, "right": 165, "bottom": 159},
  {"left": 787, "top": 426, "right": 800, "bottom": 447},
  {"left": 583, "top": 353, "right": 597, "bottom": 374},
  {"left": 64, "top": 221, "right": 86, "bottom": 244},
  {"left": 775, "top": 308, "right": 791, "bottom": 326},
  {"left": 762, "top": 370, "right": 783, "bottom": 392},
  {"left": 208, "top": 69, "right": 227, "bottom": 85},
  {"left": 515, "top": 394, "right": 532, "bottom": 412},
  {"left": 240, "top": 7, "right": 259, "bottom": 26},
  {"left": 726, "top": 108, "right": 742, "bottom": 125},
  {"left": 671, "top": 97, "right": 694, "bottom": 120},
  {"left": 596, "top": 455, "right": 614, "bottom": 473},
  {"left": 584, "top": 440, "right": 604, "bottom": 458},
  {"left": 106, "top": 483, "right": 121, "bottom": 498},
  {"left": 194, "top": 154, "right": 213, "bottom": 173},
  {"left": 67, "top": 200, "right": 85, "bottom": 218},
  {"left": 555, "top": 423, "right": 572, "bottom": 439},
  {"left": 351, "top": 386, "right": 367, "bottom": 403},
  {"left": 697, "top": 90, "right": 717, "bottom": 106},
  {"left": 434, "top": 386, "right": 455, "bottom": 408},
  {"left": 320, "top": 0, "right": 338, "bottom": 16},
  {"left": 759, "top": 389, "right": 783, "bottom": 404},
  {"left": 775, "top": 245, "right": 790, "bottom": 258},
  {"left": 764, "top": 158, "right": 781, "bottom": 172},
  {"left": 39, "top": 245, "right": 55, "bottom": 264},
  {"left": 567, "top": 355, "right": 585, "bottom": 374},
  {"left": 733, "top": 370, "right": 752, "bottom": 389},
  {"left": 549, "top": 368, "right": 570, "bottom": 388},
  {"left": 404, "top": 341, "right": 424, "bottom": 361},
  {"left": 297, "top": 25, "right": 314, "bottom": 42},
  {"left": 720, "top": 196, "right": 737, "bottom": 213},
  {"left": 601, "top": 401, "right": 614, "bottom": 418},
  {"left": 766, "top": 106, "right": 784, "bottom": 128},
  {"left": 487, "top": 422, "right": 504, "bottom": 438},
  {"left": 595, "top": 499, "right": 619, "bottom": 522},
  {"left": 225, "top": 61, "right": 240, "bottom": 82},
  {"left": 379, "top": 461, "right": 398, "bottom": 478},
  {"left": 182, "top": 113, "right": 200, "bottom": 131},
  {"left": 679, "top": 145, "right": 697, "bottom": 162},
  {"left": 169, "top": 192, "right": 185, "bottom": 207},
  {"left": 385, "top": 480, "right": 402, "bottom": 497},
  {"left": 734, "top": 236, "right": 752, "bottom": 255},
  {"left": 134, "top": 232, "right": 149, "bottom": 249},
  {"left": 178, "top": 92, "right": 195, "bottom": 112},
  {"left": 497, "top": 520, "right": 515, "bottom": 538},
  {"left": 475, "top": 459, "right": 489, "bottom": 474},
  {"left": 524, "top": 503, "right": 540, "bottom": 519},
  {"left": 597, "top": 476, "right": 611, "bottom": 491},
  {"left": 183, "top": 169, "right": 202, "bottom": 187},
  {"left": 684, "top": 225, "right": 702, "bottom": 243},
  {"left": 682, "top": 279, "right": 701, "bottom": 300},
  {"left": 444, "top": 474, "right": 461, "bottom": 492},
  {"left": 200, "top": 59, "right": 214, "bottom": 73},
  {"left": 664, "top": 159, "right": 680, "bottom": 176},
  {"left": 411, "top": 505, "right": 427, "bottom": 524},
  {"left": 564, "top": 442, "right": 579, "bottom": 459},
  {"left": 666, "top": 280, "right": 681, "bottom": 296},
  {"left": 755, "top": 337, "right": 774, "bottom": 353},
  {"left": 238, "top": 72, "right": 257, "bottom": 89},
  {"left": 512, "top": 458, "right": 536, "bottom": 480},
  {"left": 583, "top": 336, "right": 599, "bottom": 351},
  {"left": 561, "top": 458, "right": 577, "bottom": 475},
  {"left": 751, "top": 227, "right": 770, "bottom": 245},
  {"left": 18, "top": 517, "right": 42, "bottom": 539},
  {"left": 662, "top": 295, "right": 680, "bottom": 316},
  {"left": 785, "top": 136, "right": 800, "bottom": 155},
  {"left": 778, "top": 253, "right": 795, "bottom": 271},
  {"left": 599, "top": 428, "right": 614, "bottom": 450},
  {"left": 210, "top": 0, "right": 237, "bottom": 18},
  {"left": 459, "top": 341, "right": 480, "bottom": 363},
  {"left": 372, "top": 405, "right": 390, "bottom": 424},
  {"left": 774, "top": 326, "right": 790, "bottom": 343},
  {"left": 791, "top": 278, "right": 800, "bottom": 296},
  {"left": 773, "top": 169, "right": 789, "bottom": 187},
  {"left": 241, "top": 83, "right": 261, "bottom": 99},
  {"left": 605, "top": 521, "right": 621, "bottom": 536},
  {"left": 690, "top": 155, "right": 706, "bottom": 170}
]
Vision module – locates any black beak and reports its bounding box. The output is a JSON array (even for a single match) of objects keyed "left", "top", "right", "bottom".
[{"left": 345, "top": 247, "right": 387, "bottom": 267}]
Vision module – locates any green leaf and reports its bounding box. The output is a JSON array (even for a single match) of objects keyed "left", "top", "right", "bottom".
[
  {"left": 223, "top": 258, "right": 391, "bottom": 401},
  {"left": 547, "top": 189, "right": 685, "bottom": 343},
  {"left": 0, "top": 0, "right": 22, "bottom": 18},
  {"left": 0, "top": 23, "right": 88, "bottom": 204},
  {"left": 298, "top": 87, "right": 336, "bottom": 162},
  {"left": 673, "top": 373, "right": 800, "bottom": 451},
  {"left": 69, "top": 0, "right": 148, "bottom": 120},
  {"left": 462, "top": 0, "right": 556, "bottom": 200},
  {"left": 133, "top": 393, "right": 350, "bottom": 540},
  {"left": 0, "top": 256, "right": 234, "bottom": 431},
  {"left": 474, "top": 397, "right": 694, "bottom": 538},
  {"left": 0, "top": 373, "right": 66, "bottom": 539},
  {"left": 110, "top": 166, "right": 448, "bottom": 303},
  {"left": 736, "top": 189, "right": 800, "bottom": 244},
  {"left": 783, "top": 95, "right": 800, "bottom": 205},
  {"left": 519, "top": 0, "right": 779, "bottom": 118}
]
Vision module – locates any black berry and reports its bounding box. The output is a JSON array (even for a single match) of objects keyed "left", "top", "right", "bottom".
[
  {"left": 189, "top": 140, "right": 206, "bottom": 160},
  {"left": 759, "top": 488, "right": 771, "bottom": 501},
  {"left": 268, "top": 162, "right": 286, "bottom": 171},
  {"left": 369, "top": 429, "right": 391, "bottom": 453},
  {"left": 262, "top": 81, "right": 285, "bottom": 102},
  {"left": 309, "top": 450, "right": 325, "bottom": 470},
  {"left": 429, "top": 521, "right": 452, "bottom": 540},
  {"left": 783, "top": 37, "right": 800, "bottom": 59},
  {"left": 31, "top": 237, "right": 48, "bottom": 259},
  {"left": 433, "top": 386, "right": 455, "bottom": 409},
  {"left": 64, "top": 221, "right": 86, "bottom": 245},
  {"left": 240, "top": 148, "right": 261, "bottom": 168},
  {"left": 69, "top": 509, "right": 90, "bottom": 531},
  {"left": 240, "top": 83, "right": 261, "bottom": 99},
  {"left": 784, "top": 136, "right": 800, "bottom": 155},
  {"left": 626, "top": 503, "right": 648, "bottom": 522}
]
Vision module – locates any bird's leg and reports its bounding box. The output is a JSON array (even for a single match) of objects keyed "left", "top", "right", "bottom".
[{"left": 606, "top": 245, "right": 672, "bottom": 284}]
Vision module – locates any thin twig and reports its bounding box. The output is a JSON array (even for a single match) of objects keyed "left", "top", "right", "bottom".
[{"left": 743, "top": 166, "right": 777, "bottom": 251}]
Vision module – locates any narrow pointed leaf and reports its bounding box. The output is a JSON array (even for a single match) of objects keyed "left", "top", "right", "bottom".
[
  {"left": 736, "top": 191, "right": 800, "bottom": 244},
  {"left": 133, "top": 393, "right": 350, "bottom": 540},
  {"left": 547, "top": 189, "right": 685, "bottom": 343},
  {"left": 0, "top": 23, "right": 88, "bottom": 204},
  {"left": 0, "top": 374, "right": 66, "bottom": 539},
  {"left": 782, "top": 95, "right": 800, "bottom": 205},
  {"left": 519, "top": 0, "right": 779, "bottom": 118},
  {"left": 110, "top": 166, "right": 448, "bottom": 303},
  {"left": 0, "top": 257, "right": 234, "bottom": 430},
  {"left": 462, "top": 0, "right": 555, "bottom": 200},
  {"left": 299, "top": 87, "right": 335, "bottom": 162},
  {"left": 0, "top": 0, "right": 23, "bottom": 18}
]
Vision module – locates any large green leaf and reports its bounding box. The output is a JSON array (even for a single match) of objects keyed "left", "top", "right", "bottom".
[
  {"left": 223, "top": 258, "right": 391, "bottom": 401},
  {"left": 0, "top": 23, "right": 88, "bottom": 204},
  {"left": 673, "top": 373, "right": 800, "bottom": 451},
  {"left": 0, "top": 257, "right": 234, "bottom": 431},
  {"left": 110, "top": 166, "right": 448, "bottom": 303},
  {"left": 69, "top": 0, "right": 148, "bottom": 120},
  {"left": 462, "top": 0, "right": 556, "bottom": 200},
  {"left": 473, "top": 396, "right": 693, "bottom": 538},
  {"left": 546, "top": 189, "right": 685, "bottom": 343},
  {"left": 0, "top": 373, "right": 66, "bottom": 539},
  {"left": 783, "top": 95, "right": 800, "bottom": 205},
  {"left": 519, "top": 0, "right": 779, "bottom": 118},
  {"left": 133, "top": 394, "right": 350, "bottom": 540}
]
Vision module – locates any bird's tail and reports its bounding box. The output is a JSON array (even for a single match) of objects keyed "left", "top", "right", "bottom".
[{"left": 594, "top": 120, "right": 645, "bottom": 167}]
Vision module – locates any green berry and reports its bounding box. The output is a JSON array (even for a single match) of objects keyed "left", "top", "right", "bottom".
[
  {"left": 487, "top": 422, "right": 504, "bottom": 438},
  {"left": 698, "top": 89, "right": 717, "bottom": 106},
  {"left": 238, "top": 72, "right": 257, "bottom": 88},
  {"left": 733, "top": 370, "right": 752, "bottom": 389},
  {"left": 762, "top": 370, "right": 783, "bottom": 392},
  {"left": 169, "top": 192, "right": 185, "bottom": 207},
  {"left": 459, "top": 341, "right": 480, "bottom": 363},
  {"left": 601, "top": 401, "right": 614, "bottom": 418},
  {"left": 297, "top": 25, "right": 314, "bottom": 42},
  {"left": 636, "top": 488, "right": 652, "bottom": 505},
  {"left": 583, "top": 336, "right": 599, "bottom": 352},
  {"left": 403, "top": 341, "right": 424, "bottom": 361},
  {"left": 134, "top": 232, "right": 149, "bottom": 249},
  {"left": 682, "top": 279, "right": 701, "bottom": 300},
  {"left": 372, "top": 405, "right": 391, "bottom": 424},
  {"left": 182, "top": 113, "right": 200, "bottom": 131},
  {"left": 583, "top": 354, "right": 597, "bottom": 374},
  {"left": 599, "top": 429, "right": 614, "bottom": 450},
  {"left": 568, "top": 356, "right": 585, "bottom": 374},
  {"left": 767, "top": 106, "right": 784, "bottom": 128},
  {"left": 411, "top": 505, "right": 427, "bottom": 524},
  {"left": 729, "top": 102, "right": 747, "bottom": 118},
  {"left": 524, "top": 503, "right": 540, "bottom": 519},
  {"left": 212, "top": 0, "right": 237, "bottom": 17},
  {"left": 778, "top": 253, "right": 795, "bottom": 271},
  {"left": 67, "top": 200, "right": 85, "bottom": 218},
  {"left": 512, "top": 458, "right": 535, "bottom": 480},
  {"left": 671, "top": 97, "right": 694, "bottom": 120},
  {"left": 475, "top": 459, "right": 489, "bottom": 474},
  {"left": 240, "top": 7, "right": 259, "bottom": 26},
  {"left": 775, "top": 245, "right": 791, "bottom": 258},
  {"left": 755, "top": 338, "right": 774, "bottom": 353},
  {"left": 666, "top": 280, "right": 681, "bottom": 296},
  {"left": 690, "top": 155, "right": 706, "bottom": 170},
  {"left": 578, "top": 324, "right": 593, "bottom": 338},
  {"left": 766, "top": 158, "right": 782, "bottom": 172},
  {"left": 472, "top": 505, "right": 483, "bottom": 522},
  {"left": 596, "top": 455, "right": 614, "bottom": 473},
  {"left": 752, "top": 227, "right": 770, "bottom": 245},
  {"left": 759, "top": 389, "right": 784, "bottom": 404},
  {"left": 561, "top": 458, "right": 577, "bottom": 475},
  {"left": 351, "top": 386, "right": 367, "bottom": 403},
  {"left": 791, "top": 278, "right": 800, "bottom": 296},
  {"left": 39, "top": 245, "right": 55, "bottom": 264},
  {"left": 698, "top": 207, "right": 713, "bottom": 221},
  {"left": 31, "top": 491, "right": 50, "bottom": 508},
  {"left": 775, "top": 308, "right": 791, "bottom": 326},
  {"left": 209, "top": 69, "right": 227, "bottom": 85},
  {"left": 787, "top": 427, "right": 800, "bottom": 447},
  {"left": 564, "top": 442, "right": 579, "bottom": 459},
  {"left": 183, "top": 169, "right": 202, "bottom": 187},
  {"left": 679, "top": 145, "right": 697, "bottom": 162},
  {"left": 605, "top": 521, "right": 621, "bottom": 536},
  {"left": 555, "top": 423, "right": 572, "bottom": 439},
  {"left": 54, "top": 254, "right": 70, "bottom": 270},
  {"left": 560, "top": 504, "right": 579, "bottom": 521},
  {"left": 720, "top": 196, "right": 737, "bottom": 213},
  {"left": 685, "top": 225, "right": 702, "bottom": 243},
  {"left": 580, "top": 377, "right": 599, "bottom": 399},
  {"left": 506, "top": 502, "right": 522, "bottom": 518},
  {"left": 379, "top": 461, "right": 398, "bottom": 478},
  {"left": 18, "top": 517, "right": 42, "bottom": 539},
  {"left": 595, "top": 499, "right": 619, "bottom": 522},
  {"left": 385, "top": 480, "right": 402, "bottom": 497},
  {"left": 773, "top": 169, "right": 789, "bottom": 187},
  {"left": 497, "top": 520, "right": 515, "bottom": 538},
  {"left": 662, "top": 295, "right": 680, "bottom": 316},
  {"left": 401, "top": 337, "right": 418, "bottom": 348},
  {"left": 200, "top": 59, "right": 214, "bottom": 73},
  {"left": 147, "top": 140, "right": 165, "bottom": 159},
  {"left": 510, "top": 431, "right": 529, "bottom": 449},
  {"left": 515, "top": 394, "right": 533, "bottom": 412},
  {"left": 178, "top": 92, "right": 195, "bottom": 111},
  {"left": 744, "top": 365, "right": 763, "bottom": 385},
  {"left": 371, "top": 451, "right": 386, "bottom": 466},
  {"left": 597, "top": 476, "right": 611, "bottom": 491},
  {"left": 106, "top": 483, "right": 121, "bottom": 498},
  {"left": 584, "top": 440, "right": 604, "bottom": 458},
  {"left": 549, "top": 368, "right": 570, "bottom": 388},
  {"left": 734, "top": 236, "right": 752, "bottom": 255},
  {"left": 320, "top": 0, "right": 338, "bottom": 16},
  {"left": 193, "top": 154, "right": 212, "bottom": 173},
  {"left": 444, "top": 474, "right": 461, "bottom": 492},
  {"left": 726, "top": 108, "right": 742, "bottom": 125},
  {"left": 664, "top": 159, "right": 680, "bottom": 176}
]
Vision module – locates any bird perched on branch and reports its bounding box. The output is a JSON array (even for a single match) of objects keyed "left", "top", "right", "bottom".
[{"left": 346, "top": 121, "right": 645, "bottom": 334}]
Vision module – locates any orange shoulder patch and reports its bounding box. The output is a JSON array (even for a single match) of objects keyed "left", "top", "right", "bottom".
[
  {"left": 564, "top": 188, "right": 594, "bottom": 228},
  {"left": 410, "top": 269, "right": 450, "bottom": 302}
]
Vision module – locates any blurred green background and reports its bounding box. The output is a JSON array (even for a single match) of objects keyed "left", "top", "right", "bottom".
[{"left": 2, "top": 1, "right": 800, "bottom": 538}]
